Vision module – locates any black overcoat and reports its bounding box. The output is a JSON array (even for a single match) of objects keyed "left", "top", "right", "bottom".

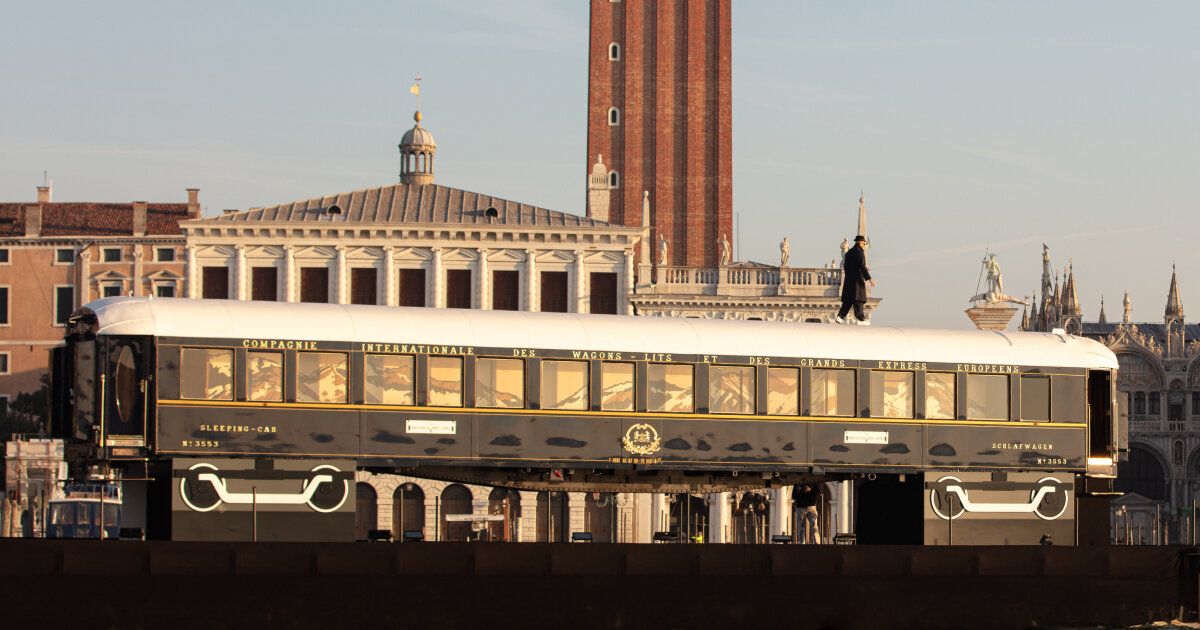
[{"left": 841, "top": 244, "right": 872, "bottom": 302}]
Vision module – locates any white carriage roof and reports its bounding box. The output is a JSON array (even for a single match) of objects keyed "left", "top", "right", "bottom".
[{"left": 84, "top": 298, "right": 1118, "bottom": 369}]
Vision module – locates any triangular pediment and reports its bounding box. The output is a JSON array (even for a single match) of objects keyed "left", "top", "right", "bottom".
[
  {"left": 535, "top": 250, "right": 577, "bottom": 264},
  {"left": 91, "top": 270, "right": 128, "bottom": 281},
  {"left": 440, "top": 248, "right": 479, "bottom": 263},
  {"left": 293, "top": 246, "right": 338, "bottom": 259},
  {"left": 485, "top": 249, "right": 525, "bottom": 264},
  {"left": 144, "top": 269, "right": 182, "bottom": 281},
  {"left": 390, "top": 247, "right": 432, "bottom": 261}
]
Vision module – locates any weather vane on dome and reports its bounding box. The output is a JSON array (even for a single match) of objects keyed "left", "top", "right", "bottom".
[{"left": 410, "top": 73, "right": 423, "bottom": 121}]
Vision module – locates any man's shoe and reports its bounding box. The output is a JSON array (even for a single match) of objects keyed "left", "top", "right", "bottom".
[
  {"left": 834, "top": 316, "right": 845, "bottom": 324},
  {"left": 859, "top": 320, "right": 871, "bottom": 326}
]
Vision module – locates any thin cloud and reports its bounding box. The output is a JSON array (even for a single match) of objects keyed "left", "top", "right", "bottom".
[{"left": 877, "top": 225, "right": 1160, "bottom": 267}]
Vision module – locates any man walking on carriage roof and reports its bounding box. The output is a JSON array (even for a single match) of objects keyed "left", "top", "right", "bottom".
[{"left": 836, "top": 235, "right": 874, "bottom": 325}]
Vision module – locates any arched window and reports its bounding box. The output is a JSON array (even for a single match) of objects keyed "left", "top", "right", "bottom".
[
  {"left": 608, "top": 107, "right": 620, "bottom": 126},
  {"left": 535, "top": 491, "right": 568, "bottom": 542},
  {"left": 487, "top": 487, "right": 521, "bottom": 542},
  {"left": 440, "top": 484, "right": 473, "bottom": 541},
  {"left": 1115, "top": 445, "right": 1166, "bottom": 500},
  {"left": 391, "top": 482, "right": 425, "bottom": 539},
  {"left": 608, "top": 171, "right": 619, "bottom": 189},
  {"left": 584, "top": 493, "right": 617, "bottom": 542},
  {"left": 608, "top": 42, "right": 620, "bottom": 61}
]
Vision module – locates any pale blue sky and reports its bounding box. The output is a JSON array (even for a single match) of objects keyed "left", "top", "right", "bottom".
[{"left": 2, "top": 1, "right": 1196, "bottom": 329}]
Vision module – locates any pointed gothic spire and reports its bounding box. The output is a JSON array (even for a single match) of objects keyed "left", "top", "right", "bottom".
[
  {"left": 1166, "top": 263, "right": 1184, "bottom": 319},
  {"left": 1098, "top": 296, "right": 1107, "bottom": 324},
  {"left": 1063, "top": 262, "right": 1081, "bottom": 317},
  {"left": 1020, "top": 303, "right": 1030, "bottom": 331}
]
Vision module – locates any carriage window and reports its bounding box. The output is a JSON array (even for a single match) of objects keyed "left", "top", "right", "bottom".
[
  {"left": 648, "top": 363, "right": 693, "bottom": 413},
  {"left": 477, "top": 358, "right": 524, "bottom": 408},
  {"left": 180, "top": 348, "right": 233, "bottom": 400},
  {"left": 542, "top": 360, "right": 588, "bottom": 410},
  {"left": 870, "top": 371, "right": 914, "bottom": 419},
  {"left": 601, "top": 362, "right": 634, "bottom": 411},
  {"left": 364, "top": 354, "right": 415, "bottom": 405},
  {"left": 1051, "top": 375, "right": 1085, "bottom": 422},
  {"left": 767, "top": 367, "right": 799, "bottom": 415},
  {"left": 297, "top": 352, "right": 347, "bottom": 404},
  {"left": 114, "top": 346, "right": 138, "bottom": 423},
  {"left": 925, "top": 372, "right": 956, "bottom": 419},
  {"left": 247, "top": 351, "right": 283, "bottom": 402},
  {"left": 710, "top": 365, "right": 755, "bottom": 414},
  {"left": 1021, "top": 375, "right": 1050, "bottom": 421},
  {"left": 967, "top": 374, "right": 1009, "bottom": 420},
  {"left": 810, "top": 368, "right": 855, "bottom": 416},
  {"left": 429, "top": 356, "right": 463, "bottom": 407}
]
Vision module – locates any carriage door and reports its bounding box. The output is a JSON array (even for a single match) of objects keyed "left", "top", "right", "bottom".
[
  {"left": 72, "top": 340, "right": 97, "bottom": 441},
  {"left": 102, "top": 336, "right": 152, "bottom": 448},
  {"left": 1086, "top": 370, "right": 1115, "bottom": 472}
]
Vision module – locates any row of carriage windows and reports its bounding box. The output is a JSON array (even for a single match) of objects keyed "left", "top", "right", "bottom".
[{"left": 179, "top": 347, "right": 1079, "bottom": 421}]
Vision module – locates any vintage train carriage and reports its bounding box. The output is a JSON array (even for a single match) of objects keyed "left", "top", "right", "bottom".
[{"left": 51, "top": 297, "right": 1122, "bottom": 543}]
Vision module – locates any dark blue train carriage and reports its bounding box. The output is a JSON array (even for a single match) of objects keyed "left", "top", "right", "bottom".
[{"left": 50, "top": 297, "right": 1123, "bottom": 543}]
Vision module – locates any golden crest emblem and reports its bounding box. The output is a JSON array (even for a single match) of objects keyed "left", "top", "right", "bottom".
[{"left": 621, "top": 423, "right": 661, "bottom": 456}]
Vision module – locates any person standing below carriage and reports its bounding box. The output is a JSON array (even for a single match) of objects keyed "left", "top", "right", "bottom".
[
  {"left": 835, "top": 235, "right": 874, "bottom": 325},
  {"left": 794, "top": 484, "right": 821, "bottom": 544}
]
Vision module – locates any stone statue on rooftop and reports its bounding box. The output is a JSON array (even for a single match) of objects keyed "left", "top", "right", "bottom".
[
  {"left": 719, "top": 234, "right": 731, "bottom": 266},
  {"left": 780, "top": 237, "right": 790, "bottom": 268},
  {"left": 969, "top": 253, "right": 1027, "bottom": 305},
  {"left": 658, "top": 234, "right": 669, "bottom": 266}
]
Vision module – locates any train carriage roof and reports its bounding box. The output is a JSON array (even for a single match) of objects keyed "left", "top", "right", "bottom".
[{"left": 80, "top": 297, "right": 1118, "bottom": 370}]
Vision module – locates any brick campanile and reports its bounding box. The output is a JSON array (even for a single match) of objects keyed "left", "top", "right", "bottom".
[{"left": 587, "top": 0, "right": 733, "bottom": 268}]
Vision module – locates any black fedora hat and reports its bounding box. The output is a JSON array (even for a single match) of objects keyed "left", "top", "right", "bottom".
[{"left": 854, "top": 235, "right": 868, "bottom": 242}]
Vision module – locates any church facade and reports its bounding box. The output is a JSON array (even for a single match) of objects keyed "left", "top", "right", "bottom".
[{"left": 1022, "top": 251, "right": 1198, "bottom": 543}]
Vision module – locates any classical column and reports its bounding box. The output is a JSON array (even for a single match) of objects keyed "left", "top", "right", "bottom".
[
  {"left": 768, "top": 487, "right": 792, "bottom": 541},
  {"left": 708, "top": 492, "right": 731, "bottom": 543},
  {"left": 79, "top": 250, "right": 92, "bottom": 304},
  {"left": 184, "top": 245, "right": 197, "bottom": 298},
  {"left": 518, "top": 490, "right": 538, "bottom": 542},
  {"left": 132, "top": 249, "right": 144, "bottom": 297},
  {"left": 839, "top": 480, "right": 854, "bottom": 536},
  {"left": 623, "top": 249, "right": 635, "bottom": 315},
  {"left": 650, "top": 493, "right": 668, "bottom": 536},
  {"left": 335, "top": 245, "right": 347, "bottom": 304},
  {"left": 234, "top": 244, "right": 247, "bottom": 300},
  {"left": 568, "top": 491, "right": 586, "bottom": 538},
  {"left": 573, "top": 250, "right": 586, "bottom": 313},
  {"left": 382, "top": 245, "right": 395, "bottom": 306},
  {"left": 430, "top": 247, "right": 443, "bottom": 308},
  {"left": 283, "top": 244, "right": 296, "bottom": 302},
  {"left": 425, "top": 490, "right": 440, "bottom": 542},
  {"left": 477, "top": 248, "right": 490, "bottom": 310},
  {"left": 525, "top": 249, "right": 537, "bottom": 311}
]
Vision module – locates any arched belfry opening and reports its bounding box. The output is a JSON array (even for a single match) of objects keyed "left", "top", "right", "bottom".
[{"left": 399, "top": 109, "right": 437, "bottom": 186}]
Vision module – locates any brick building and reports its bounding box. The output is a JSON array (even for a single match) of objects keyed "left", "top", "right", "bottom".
[
  {"left": 0, "top": 185, "right": 197, "bottom": 414},
  {"left": 587, "top": 0, "right": 732, "bottom": 268},
  {"left": 587, "top": 0, "right": 875, "bottom": 323}
]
